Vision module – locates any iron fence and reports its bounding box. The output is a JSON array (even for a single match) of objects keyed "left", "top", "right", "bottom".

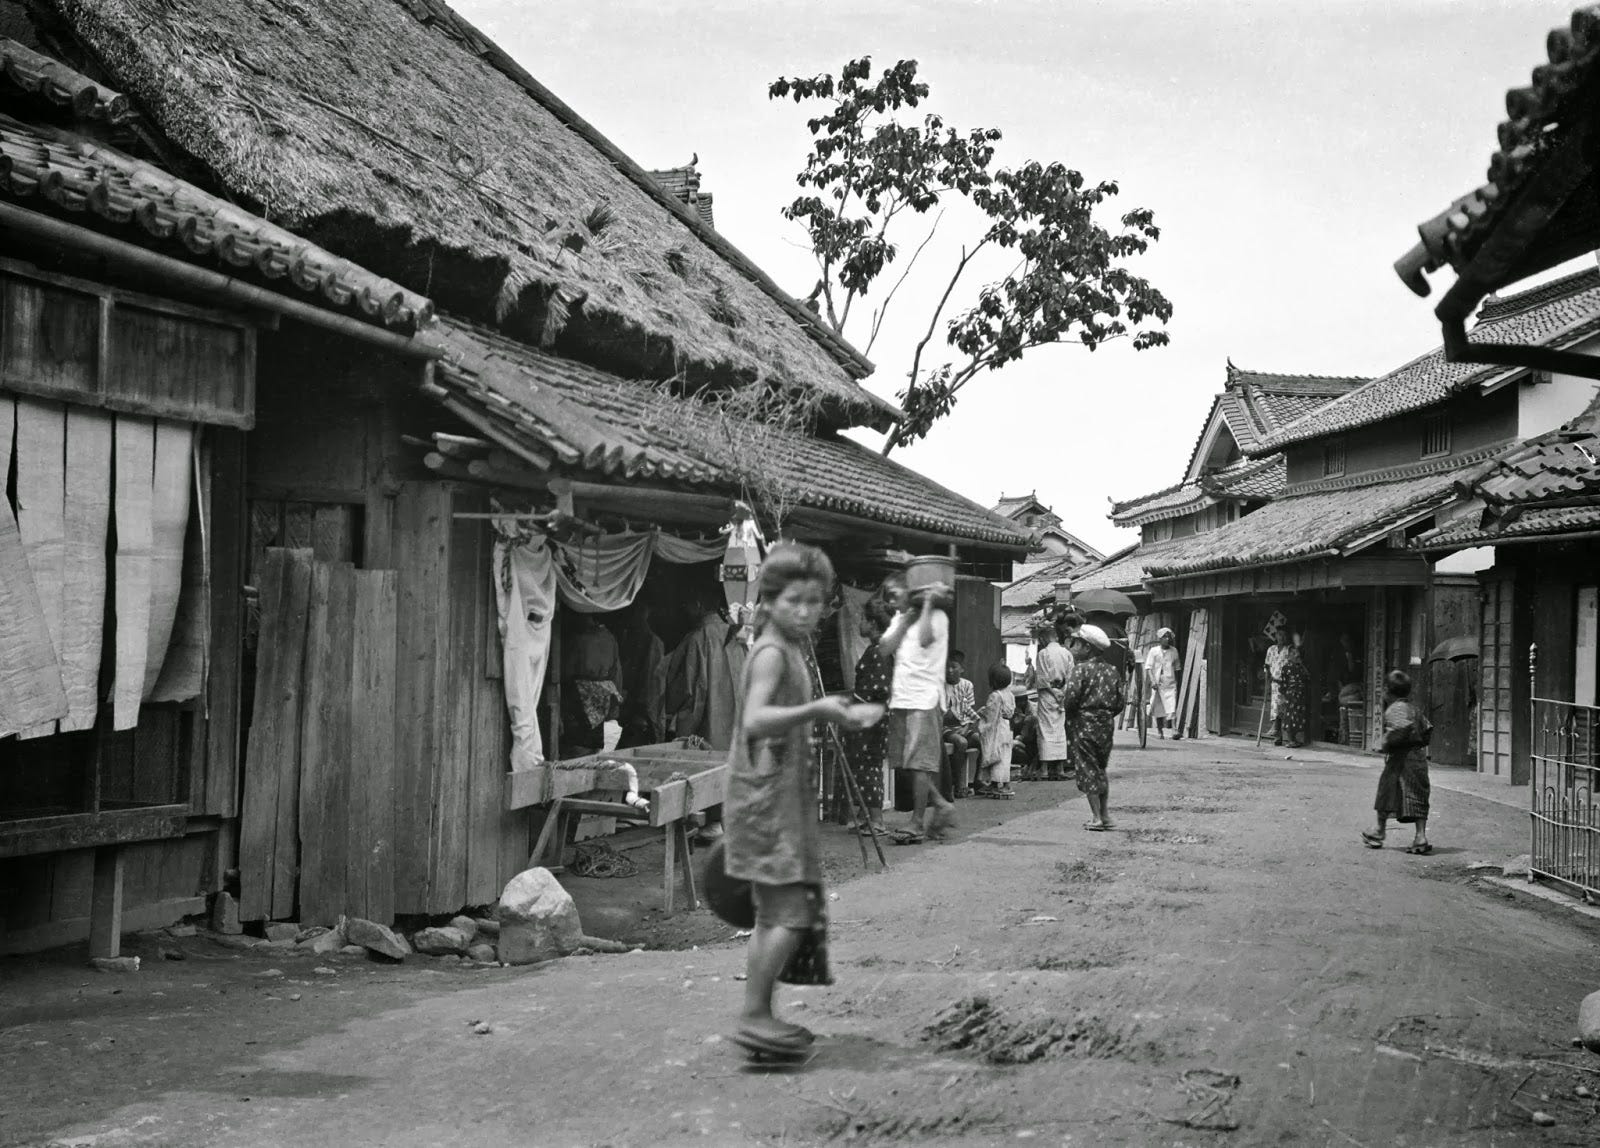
[{"left": 1530, "top": 696, "right": 1600, "bottom": 901}]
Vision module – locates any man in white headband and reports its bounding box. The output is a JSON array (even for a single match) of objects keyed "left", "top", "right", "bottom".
[{"left": 1144, "top": 627, "right": 1182, "bottom": 740}]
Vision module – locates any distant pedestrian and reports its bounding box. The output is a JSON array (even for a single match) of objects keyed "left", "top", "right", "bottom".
[
  {"left": 1361, "top": 670, "right": 1433, "bottom": 854},
  {"left": 1144, "top": 626, "right": 1182, "bottom": 739},
  {"left": 1064, "top": 624, "right": 1121, "bottom": 831},
  {"left": 1025, "top": 617, "right": 1074, "bottom": 781},
  {"left": 845, "top": 600, "right": 894, "bottom": 837},
  {"left": 724, "top": 543, "right": 880, "bottom": 1052},
  {"left": 975, "top": 663, "right": 1016, "bottom": 797}
]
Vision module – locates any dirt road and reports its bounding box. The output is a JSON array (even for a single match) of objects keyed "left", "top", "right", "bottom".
[{"left": 5, "top": 735, "right": 1599, "bottom": 1147}]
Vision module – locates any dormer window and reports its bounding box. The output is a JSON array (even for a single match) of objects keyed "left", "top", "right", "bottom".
[
  {"left": 1422, "top": 413, "right": 1451, "bottom": 458},
  {"left": 1322, "top": 437, "right": 1347, "bottom": 478}
]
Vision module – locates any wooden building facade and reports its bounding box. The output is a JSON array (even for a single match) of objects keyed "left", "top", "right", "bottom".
[{"left": 0, "top": 14, "right": 1027, "bottom": 951}]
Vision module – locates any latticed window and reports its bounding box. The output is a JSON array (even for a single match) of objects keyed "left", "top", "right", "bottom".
[
  {"left": 1322, "top": 437, "right": 1346, "bottom": 477},
  {"left": 1422, "top": 413, "right": 1451, "bottom": 458}
]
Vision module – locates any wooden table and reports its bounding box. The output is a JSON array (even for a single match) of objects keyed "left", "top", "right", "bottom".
[{"left": 503, "top": 742, "right": 727, "bottom": 913}]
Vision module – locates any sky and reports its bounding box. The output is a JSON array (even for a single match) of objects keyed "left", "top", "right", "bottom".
[{"left": 455, "top": 0, "right": 1578, "bottom": 556}]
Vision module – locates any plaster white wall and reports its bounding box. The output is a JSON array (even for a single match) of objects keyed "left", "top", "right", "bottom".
[
  {"left": 1518, "top": 372, "right": 1599, "bottom": 439},
  {"left": 1434, "top": 547, "right": 1495, "bottom": 575}
]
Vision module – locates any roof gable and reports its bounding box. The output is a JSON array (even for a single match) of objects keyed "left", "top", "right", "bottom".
[
  {"left": 1186, "top": 362, "right": 1367, "bottom": 473},
  {"left": 47, "top": 0, "right": 893, "bottom": 425}
]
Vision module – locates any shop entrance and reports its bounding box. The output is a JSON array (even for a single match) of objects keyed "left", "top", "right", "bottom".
[{"left": 1223, "top": 598, "right": 1368, "bottom": 745}]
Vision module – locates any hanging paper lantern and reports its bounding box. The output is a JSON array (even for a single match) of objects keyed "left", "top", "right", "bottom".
[{"left": 721, "top": 500, "right": 765, "bottom": 628}]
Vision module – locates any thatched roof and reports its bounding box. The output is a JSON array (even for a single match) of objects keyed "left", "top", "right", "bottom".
[{"left": 46, "top": 0, "right": 892, "bottom": 426}]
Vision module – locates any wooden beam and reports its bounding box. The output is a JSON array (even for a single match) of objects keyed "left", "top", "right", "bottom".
[
  {"left": 88, "top": 846, "right": 125, "bottom": 959},
  {"left": 0, "top": 805, "right": 191, "bottom": 860}
]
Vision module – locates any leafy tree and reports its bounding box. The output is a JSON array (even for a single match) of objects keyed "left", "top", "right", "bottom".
[{"left": 770, "top": 57, "right": 1173, "bottom": 451}]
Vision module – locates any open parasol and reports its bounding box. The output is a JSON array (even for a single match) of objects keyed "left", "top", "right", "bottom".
[{"left": 1071, "top": 588, "right": 1138, "bottom": 617}]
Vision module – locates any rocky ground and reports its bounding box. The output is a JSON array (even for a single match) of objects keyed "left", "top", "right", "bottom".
[{"left": 4, "top": 733, "right": 1599, "bottom": 1147}]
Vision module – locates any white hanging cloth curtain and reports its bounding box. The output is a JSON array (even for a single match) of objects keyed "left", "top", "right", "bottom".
[
  {"left": 492, "top": 525, "right": 726, "bottom": 767},
  {"left": 0, "top": 395, "right": 203, "bottom": 738}
]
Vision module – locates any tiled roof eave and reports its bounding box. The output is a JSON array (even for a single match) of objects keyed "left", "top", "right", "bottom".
[
  {"left": 428, "top": 318, "right": 1029, "bottom": 550},
  {"left": 1112, "top": 492, "right": 1216, "bottom": 528},
  {"left": 0, "top": 111, "right": 434, "bottom": 329}
]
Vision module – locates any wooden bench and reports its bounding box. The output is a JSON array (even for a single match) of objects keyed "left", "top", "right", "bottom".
[
  {"left": 0, "top": 804, "right": 192, "bottom": 958},
  {"left": 504, "top": 743, "right": 727, "bottom": 913}
]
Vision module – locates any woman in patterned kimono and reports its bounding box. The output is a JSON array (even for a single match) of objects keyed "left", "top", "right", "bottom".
[
  {"left": 1362, "top": 670, "right": 1433, "bottom": 854},
  {"left": 1024, "top": 617, "right": 1074, "bottom": 781},
  {"left": 1278, "top": 640, "right": 1311, "bottom": 748},
  {"left": 845, "top": 600, "right": 894, "bottom": 836},
  {"left": 1063, "top": 624, "right": 1123, "bottom": 831}
]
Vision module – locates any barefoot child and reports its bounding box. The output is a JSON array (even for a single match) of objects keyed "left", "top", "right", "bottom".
[
  {"left": 724, "top": 544, "right": 879, "bottom": 1053},
  {"left": 977, "top": 662, "right": 1016, "bottom": 797}
]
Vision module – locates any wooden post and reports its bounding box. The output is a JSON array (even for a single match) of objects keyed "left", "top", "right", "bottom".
[
  {"left": 89, "top": 845, "right": 125, "bottom": 959},
  {"left": 663, "top": 818, "right": 678, "bottom": 914},
  {"left": 548, "top": 606, "right": 562, "bottom": 763},
  {"left": 676, "top": 821, "right": 699, "bottom": 910}
]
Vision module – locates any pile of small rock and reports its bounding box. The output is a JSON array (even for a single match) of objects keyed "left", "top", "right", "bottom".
[{"left": 192, "top": 867, "right": 630, "bottom": 970}]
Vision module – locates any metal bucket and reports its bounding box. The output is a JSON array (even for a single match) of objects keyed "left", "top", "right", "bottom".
[{"left": 904, "top": 554, "right": 956, "bottom": 594}]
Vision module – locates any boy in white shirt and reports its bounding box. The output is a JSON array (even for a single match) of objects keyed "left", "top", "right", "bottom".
[{"left": 881, "top": 586, "right": 957, "bottom": 841}]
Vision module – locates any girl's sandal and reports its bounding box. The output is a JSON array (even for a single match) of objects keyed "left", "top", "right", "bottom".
[
  {"left": 1099, "top": 820, "right": 1116, "bottom": 831},
  {"left": 1083, "top": 820, "right": 1106, "bottom": 831},
  {"left": 1405, "top": 842, "right": 1433, "bottom": 856},
  {"left": 1360, "top": 831, "right": 1385, "bottom": 849}
]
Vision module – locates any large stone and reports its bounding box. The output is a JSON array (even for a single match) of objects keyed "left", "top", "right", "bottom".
[
  {"left": 497, "top": 868, "right": 586, "bottom": 965},
  {"left": 264, "top": 922, "right": 299, "bottom": 943},
  {"left": 467, "top": 943, "right": 499, "bottom": 964},
  {"left": 449, "top": 915, "right": 479, "bottom": 943},
  {"left": 1580, "top": 990, "right": 1600, "bottom": 1054},
  {"left": 211, "top": 892, "right": 242, "bottom": 935},
  {"left": 472, "top": 918, "right": 500, "bottom": 938},
  {"left": 413, "top": 926, "right": 471, "bottom": 956},
  {"left": 344, "top": 917, "right": 408, "bottom": 960}
]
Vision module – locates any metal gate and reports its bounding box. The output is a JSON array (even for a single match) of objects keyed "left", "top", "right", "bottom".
[{"left": 1530, "top": 696, "right": 1600, "bottom": 900}]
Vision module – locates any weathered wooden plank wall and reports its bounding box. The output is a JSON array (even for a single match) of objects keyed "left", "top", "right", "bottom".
[
  {"left": 389, "top": 487, "right": 523, "bottom": 913},
  {"left": 204, "top": 430, "right": 248, "bottom": 817},
  {"left": 350, "top": 570, "right": 398, "bottom": 924},
  {"left": 393, "top": 482, "right": 449, "bottom": 914},
  {"left": 297, "top": 561, "right": 356, "bottom": 926},
  {"left": 238, "top": 548, "right": 313, "bottom": 921}
]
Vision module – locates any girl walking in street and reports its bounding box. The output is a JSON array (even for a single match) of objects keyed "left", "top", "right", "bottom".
[
  {"left": 1361, "top": 670, "right": 1433, "bottom": 854},
  {"left": 976, "top": 662, "right": 1016, "bottom": 797},
  {"left": 1064, "top": 624, "right": 1122, "bottom": 831},
  {"left": 723, "top": 544, "right": 880, "bottom": 1052}
]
